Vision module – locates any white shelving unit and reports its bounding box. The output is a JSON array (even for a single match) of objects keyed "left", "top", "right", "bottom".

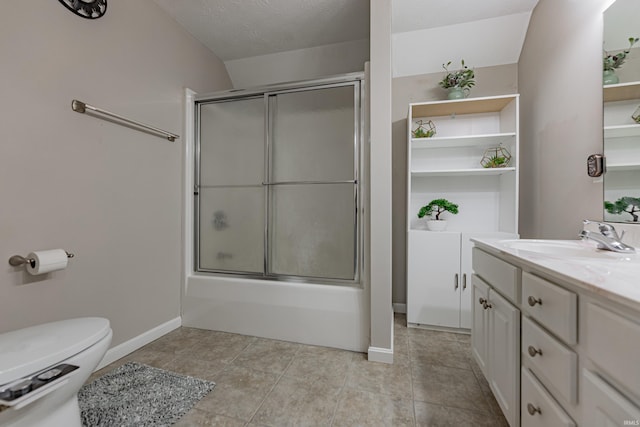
[
  {"left": 406, "top": 94, "right": 520, "bottom": 330},
  {"left": 603, "top": 82, "right": 640, "bottom": 222}
]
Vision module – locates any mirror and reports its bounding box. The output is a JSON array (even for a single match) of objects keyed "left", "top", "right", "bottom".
[{"left": 603, "top": 0, "right": 640, "bottom": 223}]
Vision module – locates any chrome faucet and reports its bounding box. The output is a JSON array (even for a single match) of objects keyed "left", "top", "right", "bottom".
[{"left": 579, "top": 220, "right": 636, "bottom": 253}]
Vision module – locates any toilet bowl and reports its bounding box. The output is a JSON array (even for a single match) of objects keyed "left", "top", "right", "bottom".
[{"left": 0, "top": 318, "right": 112, "bottom": 427}]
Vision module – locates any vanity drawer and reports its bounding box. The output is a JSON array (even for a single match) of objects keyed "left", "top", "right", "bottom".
[
  {"left": 586, "top": 303, "right": 640, "bottom": 397},
  {"left": 521, "top": 273, "right": 577, "bottom": 344},
  {"left": 521, "top": 368, "right": 575, "bottom": 427},
  {"left": 472, "top": 248, "right": 520, "bottom": 304},
  {"left": 522, "top": 316, "right": 577, "bottom": 404}
]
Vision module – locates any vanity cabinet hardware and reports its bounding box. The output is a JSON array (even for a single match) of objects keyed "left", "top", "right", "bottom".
[
  {"left": 528, "top": 296, "right": 542, "bottom": 306},
  {"left": 483, "top": 301, "right": 492, "bottom": 310},
  {"left": 454, "top": 273, "right": 459, "bottom": 290},
  {"left": 479, "top": 297, "right": 487, "bottom": 305},
  {"left": 528, "top": 345, "right": 543, "bottom": 357},
  {"left": 462, "top": 273, "right": 467, "bottom": 290},
  {"left": 527, "top": 403, "right": 541, "bottom": 416}
]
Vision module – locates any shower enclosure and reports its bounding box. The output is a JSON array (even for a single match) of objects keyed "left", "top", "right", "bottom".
[
  {"left": 195, "top": 77, "right": 363, "bottom": 284},
  {"left": 183, "top": 74, "right": 368, "bottom": 351}
]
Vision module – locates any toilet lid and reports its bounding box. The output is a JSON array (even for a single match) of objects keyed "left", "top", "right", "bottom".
[{"left": 0, "top": 317, "right": 111, "bottom": 385}]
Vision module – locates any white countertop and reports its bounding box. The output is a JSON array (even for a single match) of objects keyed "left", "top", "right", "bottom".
[{"left": 472, "top": 238, "right": 640, "bottom": 309}]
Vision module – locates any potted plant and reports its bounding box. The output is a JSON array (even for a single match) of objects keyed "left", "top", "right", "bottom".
[
  {"left": 603, "top": 37, "right": 638, "bottom": 84},
  {"left": 418, "top": 198, "right": 459, "bottom": 231},
  {"left": 438, "top": 60, "right": 475, "bottom": 100},
  {"left": 604, "top": 197, "right": 640, "bottom": 222}
]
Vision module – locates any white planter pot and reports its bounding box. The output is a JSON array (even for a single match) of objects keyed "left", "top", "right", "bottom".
[{"left": 426, "top": 220, "right": 447, "bottom": 231}]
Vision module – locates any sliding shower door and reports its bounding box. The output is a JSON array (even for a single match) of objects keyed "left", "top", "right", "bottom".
[
  {"left": 197, "top": 97, "right": 265, "bottom": 273},
  {"left": 267, "top": 86, "right": 357, "bottom": 280},
  {"left": 196, "top": 79, "right": 361, "bottom": 284}
]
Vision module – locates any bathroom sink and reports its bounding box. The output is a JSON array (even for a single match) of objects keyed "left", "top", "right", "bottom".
[{"left": 500, "top": 239, "right": 633, "bottom": 260}]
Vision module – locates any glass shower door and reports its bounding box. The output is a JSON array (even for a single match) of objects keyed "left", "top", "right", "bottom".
[
  {"left": 197, "top": 97, "right": 265, "bottom": 273},
  {"left": 267, "top": 85, "right": 358, "bottom": 280}
]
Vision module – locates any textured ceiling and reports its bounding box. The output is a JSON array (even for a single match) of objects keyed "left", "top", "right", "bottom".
[
  {"left": 153, "top": 0, "right": 370, "bottom": 61},
  {"left": 153, "top": 0, "right": 540, "bottom": 76}
]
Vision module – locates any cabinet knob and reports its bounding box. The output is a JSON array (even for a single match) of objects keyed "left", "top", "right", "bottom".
[
  {"left": 527, "top": 403, "right": 541, "bottom": 416},
  {"left": 527, "top": 345, "right": 543, "bottom": 357},
  {"left": 479, "top": 297, "right": 487, "bottom": 305},
  {"left": 483, "top": 302, "right": 492, "bottom": 310},
  {"left": 527, "top": 296, "right": 542, "bottom": 307}
]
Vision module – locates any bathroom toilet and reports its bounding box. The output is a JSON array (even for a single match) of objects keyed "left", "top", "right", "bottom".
[{"left": 0, "top": 318, "right": 112, "bottom": 427}]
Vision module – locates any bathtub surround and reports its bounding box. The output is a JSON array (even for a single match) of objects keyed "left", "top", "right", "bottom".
[
  {"left": 0, "top": 1, "right": 232, "bottom": 343},
  {"left": 79, "top": 362, "right": 215, "bottom": 427}
]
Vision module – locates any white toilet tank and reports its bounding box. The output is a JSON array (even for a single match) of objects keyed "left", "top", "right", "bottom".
[{"left": 0, "top": 318, "right": 112, "bottom": 427}]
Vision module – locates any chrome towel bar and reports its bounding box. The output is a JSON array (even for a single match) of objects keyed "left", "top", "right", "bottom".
[{"left": 71, "top": 99, "right": 179, "bottom": 142}]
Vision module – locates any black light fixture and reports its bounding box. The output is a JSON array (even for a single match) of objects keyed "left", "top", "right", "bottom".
[{"left": 58, "top": 0, "right": 107, "bottom": 19}]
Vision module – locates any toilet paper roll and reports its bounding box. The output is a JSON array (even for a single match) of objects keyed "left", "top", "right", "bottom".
[{"left": 26, "top": 249, "right": 68, "bottom": 275}]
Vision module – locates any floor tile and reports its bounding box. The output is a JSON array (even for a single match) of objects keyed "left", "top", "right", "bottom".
[
  {"left": 185, "top": 331, "right": 256, "bottom": 363},
  {"left": 195, "top": 365, "right": 279, "bottom": 421},
  {"left": 251, "top": 375, "right": 341, "bottom": 426},
  {"left": 412, "top": 364, "right": 490, "bottom": 414},
  {"left": 332, "top": 388, "right": 415, "bottom": 427},
  {"left": 407, "top": 327, "right": 462, "bottom": 343},
  {"left": 121, "top": 347, "right": 177, "bottom": 369},
  {"left": 88, "top": 313, "right": 511, "bottom": 425},
  {"left": 174, "top": 408, "right": 246, "bottom": 427},
  {"left": 414, "top": 401, "right": 508, "bottom": 427},
  {"left": 346, "top": 353, "right": 413, "bottom": 401},
  {"left": 162, "top": 355, "right": 227, "bottom": 381},
  {"left": 410, "top": 338, "right": 471, "bottom": 370},
  {"left": 232, "top": 338, "right": 300, "bottom": 374},
  {"left": 284, "top": 345, "right": 355, "bottom": 387}
]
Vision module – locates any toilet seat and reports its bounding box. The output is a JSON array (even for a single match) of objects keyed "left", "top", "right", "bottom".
[{"left": 0, "top": 318, "right": 111, "bottom": 386}]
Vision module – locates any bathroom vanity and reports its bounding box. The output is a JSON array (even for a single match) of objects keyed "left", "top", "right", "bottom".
[{"left": 471, "top": 238, "right": 640, "bottom": 427}]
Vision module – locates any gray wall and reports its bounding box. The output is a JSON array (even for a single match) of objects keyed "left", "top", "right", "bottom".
[
  {"left": 0, "top": 1, "right": 231, "bottom": 345},
  {"left": 391, "top": 65, "right": 518, "bottom": 305},
  {"left": 225, "top": 39, "right": 370, "bottom": 88},
  {"left": 518, "top": 0, "right": 607, "bottom": 239}
]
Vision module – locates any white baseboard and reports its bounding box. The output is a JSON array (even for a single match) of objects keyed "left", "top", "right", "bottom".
[
  {"left": 96, "top": 317, "right": 182, "bottom": 370},
  {"left": 392, "top": 303, "right": 406, "bottom": 314},
  {"left": 368, "top": 346, "right": 394, "bottom": 364}
]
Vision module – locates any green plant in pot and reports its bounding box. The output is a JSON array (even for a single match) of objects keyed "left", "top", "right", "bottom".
[
  {"left": 438, "top": 60, "right": 475, "bottom": 100},
  {"left": 603, "top": 37, "right": 638, "bottom": 85},
  {"left": 418, "top": 198, "right": 459, "bottom": 231},
  {"left": 604, "top": 196, "right": 640, "bottom": 222}
]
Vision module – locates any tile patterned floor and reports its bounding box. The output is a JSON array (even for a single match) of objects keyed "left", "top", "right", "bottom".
[{"left": 89, "top": 314, "right": 508, "bottom": 426}]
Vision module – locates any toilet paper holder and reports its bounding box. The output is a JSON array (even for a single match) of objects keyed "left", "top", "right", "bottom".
[{"left": 9, "top": 251, "right": 74, "bottom": 268}]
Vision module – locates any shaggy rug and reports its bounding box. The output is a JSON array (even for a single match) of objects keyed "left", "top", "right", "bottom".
[{"left": 78, "top": 362, "right": 215, "bottom": 427}]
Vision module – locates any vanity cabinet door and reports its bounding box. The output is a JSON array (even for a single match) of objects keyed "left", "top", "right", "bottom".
[
  {"left": 471, "top": 274, "right": 490, "bottom": 377},
  {"left": 488, "top": 288, "right": 521, "bottom": 427},
  {"left": 583, "top": 369, "right": 640, "bottom": 427}
]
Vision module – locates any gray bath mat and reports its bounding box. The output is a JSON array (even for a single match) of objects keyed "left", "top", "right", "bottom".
[{"left": 78, "top": 361, "right": 215, "bottom": 427}]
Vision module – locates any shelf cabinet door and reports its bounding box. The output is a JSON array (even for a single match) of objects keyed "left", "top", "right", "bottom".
[{"left": 407, "top": 231, "right": 461, "bottom": 328}]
